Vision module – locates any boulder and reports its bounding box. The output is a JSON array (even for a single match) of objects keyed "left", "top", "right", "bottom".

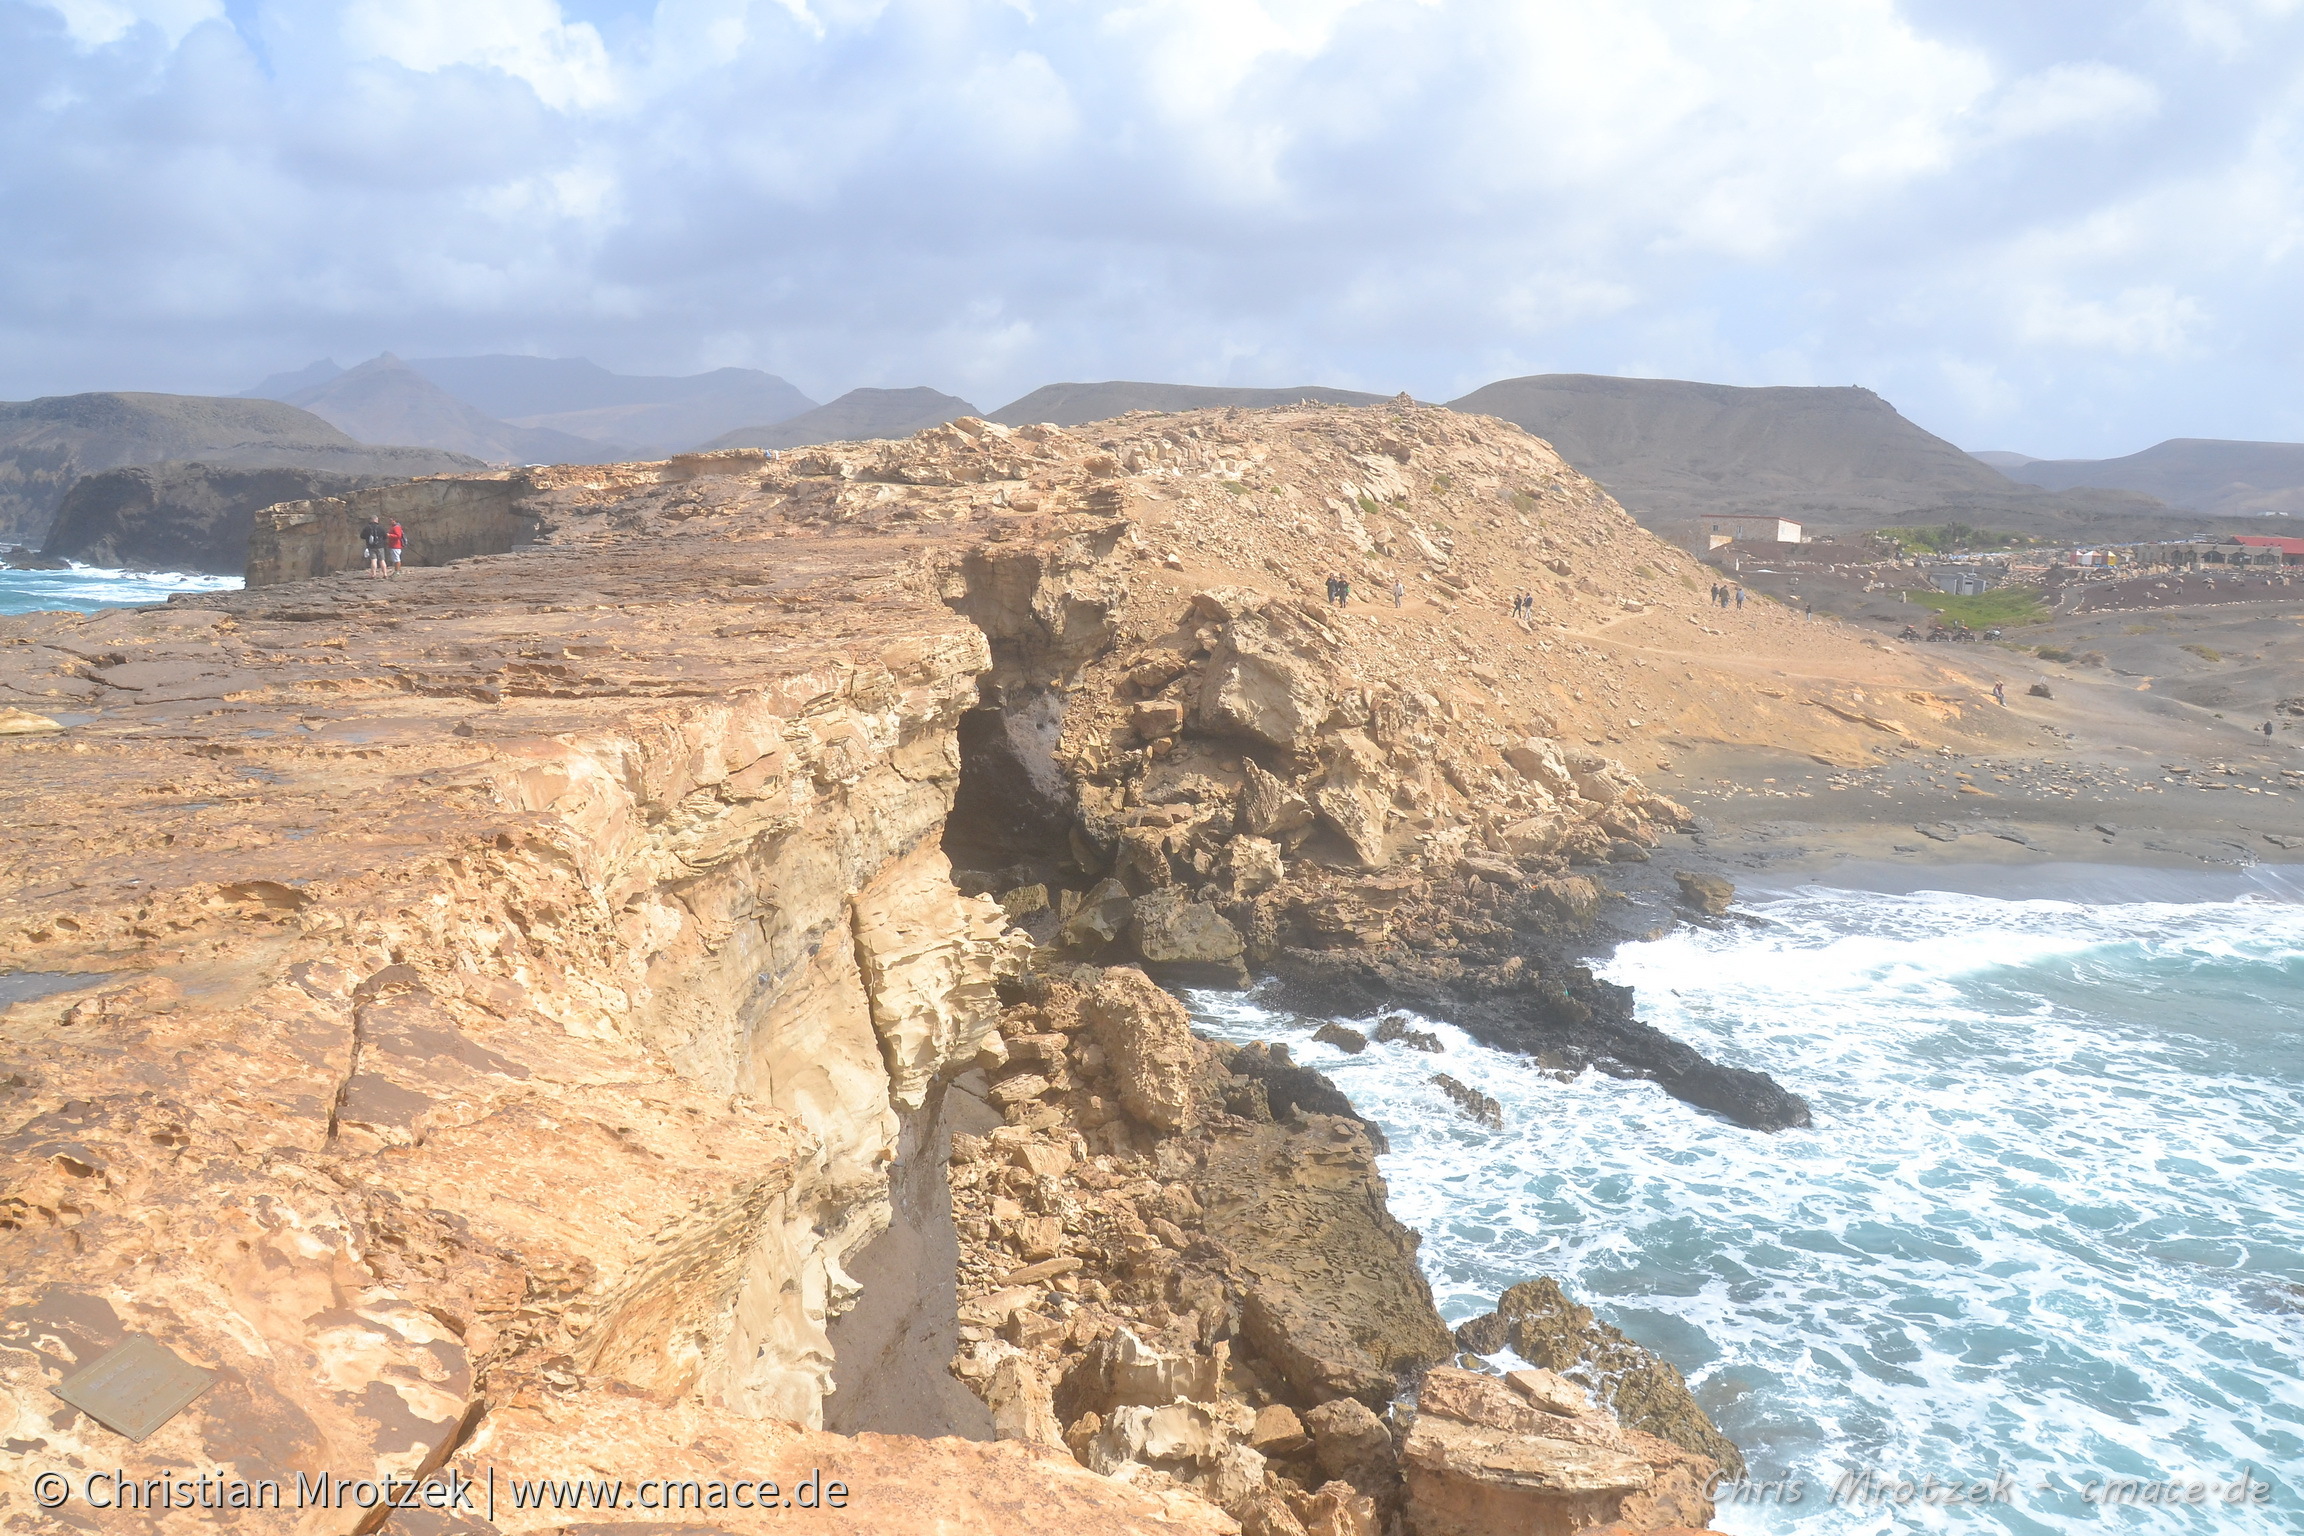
[
  {"left": 1225, "top": 834, "right": 1286, "bottom": 895},
  {"left": 1670, "top": 872, "right": 1733, "bottom": 916},
  {"left": 1130, "top": 887, "right": 1248, "bottom": 982},
  {"left": 1312, "top": 730, "right": 1396, "bottom": 868},
  {"left": 1133, "top": 698, "right": 1188, "bottom": 740},
  {"left": 1312, "top": 1022, "right": 1367, "bottom": 1054},
  {"left": 1454, "top": 1312, "right": 1509, "bottom": 1355},
  {"left": 1433, "top": 1074, "right": 1503, "bottom": 1128},
  {"left": 1198, "top": 618, "right": 1331, "bottom": 750},
  {"left": 1293, "top": 1482, "right": 1381, "bottom": 1536},
  {"left": 1238, "top": 759, "right": 1318, "bottom": 839},
  {"left": 1526, "top": 875, "right": 1604, "bottom": 928},
  {"left": 1249, "top": 1403, "right": 1312, "bottom": 1457},
  {"left": 1061, "top": 877, "right": 1134, "bottom": 951},
  {"left": 1501, "top": 737, "right": 1576, "bottom": 798},
  {"left": 1495, "top": 1278, "right": 1744, "bottom": 1477},
  {"left": 1305, "top": 1396, "right": 1396, "bottom": 1497},
  {"left": 1083, "top": 967, "right": 1205, "bottom": 1134}
]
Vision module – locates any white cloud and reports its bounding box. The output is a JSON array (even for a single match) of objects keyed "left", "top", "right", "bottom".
[
  {"left": 7, "top": 0, "right": 2304, "bottom": 456},
  {"left": 340, "top": 0, "right": 616, "bottom": 111},
  {"left": 37, "top": 0, "right": 221, "bottom": 47}
]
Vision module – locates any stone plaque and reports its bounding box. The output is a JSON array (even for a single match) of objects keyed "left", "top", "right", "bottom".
[{"left": 52, "top": 1335, "right": 216, "bottom": 1442}]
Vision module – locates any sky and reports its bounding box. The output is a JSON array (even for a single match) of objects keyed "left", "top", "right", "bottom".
[{"left": 6, "top": 0, "right": 2304, "bottom": 458}]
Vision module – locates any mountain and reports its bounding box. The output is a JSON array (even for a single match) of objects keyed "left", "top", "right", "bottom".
[
  {"left": 1444, "top": 373, "right": 2169, "bottom": 539},
  {"left": 240, "top": 359, "right": 345, "bottom": 399},
  {"left": 43, "top": 463, "right": 399, "bottom": 575},
  {"left": 0, "top": 391, "right": 481, "bottom": 548},
  {"left": 280, "top": 354, "right": 618, "bottom": 464},
  {"left": 405, "top": 356, "right": 816, "bottom": 453},
  {"left": 1967, "top": 450, "right": 2036, "bottom": 471},
  {"left": 988, "top": 381, "right": 1391, "bottom": 426},
  {"left": 699, "top": 387, "right": 981, "bottom": 451},
  {"left": 1998, "top": 438, "right": 2304, "bottom": 517}
]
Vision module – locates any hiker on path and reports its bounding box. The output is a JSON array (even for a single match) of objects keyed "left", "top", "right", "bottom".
[
  {"left": 2266, "top": 721, "right": 2278, "bottom": 741},
  {"left": 385, "top": 521, "right": 405, "bottom": 576},
  {"left": 1392, "top": 577, "right": 1405, "bottom": 607},
  {"left": 1734, "top": 586, "right": 1746, "bottom": 609},
  {"left": 1335, "top": 575, "right": 1351, "bottom": 606},
  {"left": 361, "top": 518, "right": 388, "bottom": 577}
]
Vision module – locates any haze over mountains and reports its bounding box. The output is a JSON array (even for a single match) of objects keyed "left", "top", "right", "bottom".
[
  {"left": 1986, "top": 440, "right": 2304, "bottom": 518},
  {"left": 16, "top": 354, "right": 2304, "bottom": 570},
  {"left": 0, "top": 393, "right": 479, "bottom": 549}
]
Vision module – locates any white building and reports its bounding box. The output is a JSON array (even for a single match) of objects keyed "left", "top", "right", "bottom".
[{"left": 1701, "top": 514, "right": 1805, "bottom": 549}]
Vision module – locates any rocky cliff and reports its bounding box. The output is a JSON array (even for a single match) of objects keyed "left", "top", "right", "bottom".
[
  {"left": 0, "top": 399, "right": 2000, "bottom": 1533},
  {"left": 43, "top": 463, "right": 402, "bottom": 575}
]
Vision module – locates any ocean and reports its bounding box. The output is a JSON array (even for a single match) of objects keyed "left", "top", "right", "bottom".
[
  {"left": 0, "top": 563, "right": 241, "bottom": 616},
  {"left": 1187, "top": 869, "right": 2304, "bottom": 1533}
]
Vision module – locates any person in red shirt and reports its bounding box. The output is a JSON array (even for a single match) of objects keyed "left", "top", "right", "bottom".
[{"left": 385, "top": 521, "right": 405, "bottom": 576}]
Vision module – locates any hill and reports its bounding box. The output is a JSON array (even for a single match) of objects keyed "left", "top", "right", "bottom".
[
  {"left": 1444, "top": 373, "right": 2168, "bottom": 542},
  {"left": 279, "top": 354, "right": 618, "bottom": 464},
  {"left": 1999, "top": 438, "right": 2304, "bottom": 517},
  {"left": 699, "top": 386, "right": 980, "bottom": 451},
  {"left": 988, "top": 380, "right": 1390, "bottom": 426},
  {"left": 43, "top": 462, "right": 404, "bottom": 574},
  {"left": 0, "top": 391, "right": 479, "bottom": 547},
  {"left": 406, "top": 355, "right": 816, "bottom": 453}
]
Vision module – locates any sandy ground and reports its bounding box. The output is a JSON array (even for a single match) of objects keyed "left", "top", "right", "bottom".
[{"left": 1538, "top": 589, "right": 2304, "bottom": 934}]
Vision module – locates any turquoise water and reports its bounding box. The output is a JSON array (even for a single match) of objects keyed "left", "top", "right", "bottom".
[
  {"left": 0, "top": 564, "right": 240, "bottom": 615},
  {"left": 1188, "top": 875, "right": 2304, "bottom": 1533}
]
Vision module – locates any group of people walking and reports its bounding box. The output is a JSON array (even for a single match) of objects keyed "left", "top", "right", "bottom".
[
  {"left": 1510, "top": 592, "right": 1537, "bottom": 619},
  {"left": 1324, "top": 574, "right": 1352, "bottom": 606},
  {"left": 1710, "top": 582, "right": 1745, "bottom": 609}
]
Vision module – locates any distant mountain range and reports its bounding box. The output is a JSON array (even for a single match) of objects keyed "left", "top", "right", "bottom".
[
  {"left": 245, "top": 354, "right": 819, "bottom": 459},
  {"left": 0, "top": 392, "right": 480, "bottom": 548},
  {"left": 988, "top": 381, "right": 1390, "bottom": 426},
  {"left": 1442, "top": 374, "right": 2246, "bottom": 542},
  {"left": 699, "top": 387, "right": 982, "bottom": 452},
  {"left": 1984, "top": 439, "right": 2304, "bottom": 518},
  {"left": 23, "top": 356, "right": 2304, "bottom": 570}
]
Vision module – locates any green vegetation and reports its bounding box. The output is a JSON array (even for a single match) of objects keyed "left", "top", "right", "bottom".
[
  {"left": 1634, "top": 563, "right": 1657, "bottom": 579},
  {"left": 1429, "top": 473, "right": 1454, "bottom": 493},
  {"left": 1906, "top": 587, "right": 2051, "bottom": 627},
  {"left": 1219, "top": 480, "right": 1248, "bottom": 495},
  {"left": 1356, "top": 494, "right": 1383, "bottom": 518},
  {"left": 1510, "top": 488, "right": 1540, "bottom": 513},
  {"left": 1873, "top": 522, "right": 2043, "bottom": 554},
  {"left": 2123, "top": 623, "right": 2160, "bottom": 635},
  {"left": 2036, "top": 646, "right": 2073, "bottom": 662},
  {"left": 2181, "top": 643, "right": 2223, "bottom": 662}
]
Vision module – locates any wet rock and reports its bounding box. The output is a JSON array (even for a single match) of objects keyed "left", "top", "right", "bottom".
[
  {"left": 1495, "top": 1278, "right": 1745, "bottom": 1477},
  {"left": 1312, "top": 1022, "right": 1368, "bottom": 1054},
  {"left": 1670, "top": 871, "right": 1733, "bottom": 916},
  {"left": 1432, "top": 1073, "right": 1503, "bottom": 1128},
  {"left": 1373, "top": 1015, "right": 1444, "bottom": 1052},
  {"left": 1454, "top": 1312, "right": 1510, "bottom": 1355}
]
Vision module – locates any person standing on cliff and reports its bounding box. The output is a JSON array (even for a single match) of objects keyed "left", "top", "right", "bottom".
[
  {"left": 360, "top": 517, "right": 387, "bottom": 578},
  {"left": 385, "top": 521, "right": 405, "bottom": 577},
  {"left": 1734, "top": 586, "right": 1746, "bottom": 609},
  {"left": 1392, "top": 577, "right": 1405, "bottom": 607}
]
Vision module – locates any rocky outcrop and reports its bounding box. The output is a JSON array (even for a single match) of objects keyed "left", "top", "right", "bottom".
[
  {"left": 0, "top": 525, "right": 1218, "bottom": 1531},
  {"left": 1401, "top": 1367, "right": 1720, "bottom": 1536},
  {"left": 1492, "top": 1279, "right": 1746, "bottom": 1478},
  {"left": 43, "top": 461, "right": 401, "bottom": 574},
  {"left": 241, "top": 448, "right": 766, "bottom": 585}
]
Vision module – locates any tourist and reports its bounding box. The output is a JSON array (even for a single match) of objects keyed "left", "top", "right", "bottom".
[
  {"left": 1336, "top": 575, "right": 1351, "bottom": 606},
  {"left": 360, "top": 518, "right": 388, "bottom": 577},
  {"left": 1993, "top": 681, "right": 2006, "bottom": 705},
  {"left": 1392, "top": 577, "right": 1405, "bottom": 607},
  {"left": 385, "top": 521, "right": 405, "bottom": 576},
  {"left": 1734, "top": 586, "right": 1745, "bottom": 609}
]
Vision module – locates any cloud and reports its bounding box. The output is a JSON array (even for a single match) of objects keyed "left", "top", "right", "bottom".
[{"left": 5, "top": 0, "right": 2304, "bottom": 456}]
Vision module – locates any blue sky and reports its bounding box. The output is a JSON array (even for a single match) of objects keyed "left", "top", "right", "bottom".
[{"left": 6, "top": 0, "right": 2303, "bottom": 457}]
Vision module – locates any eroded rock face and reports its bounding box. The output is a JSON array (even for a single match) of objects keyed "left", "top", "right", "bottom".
[
  {"left": 1401, "top": 1367, "right": 1720, "bottom": 1536},
  {"left": 1083, "top": 967, "right": 1208, "bottom": 1134},
  {"left": 0, "top": 532, "right": 1222, "bottom": 1532}
]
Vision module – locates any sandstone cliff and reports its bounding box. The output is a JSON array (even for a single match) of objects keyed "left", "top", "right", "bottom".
[
  {"left": 0, "top": 398, "right": 1991, "bottom": 1533},
  {"left": 0, "top": 532, "right": 1222, "bottom": 1532}
]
